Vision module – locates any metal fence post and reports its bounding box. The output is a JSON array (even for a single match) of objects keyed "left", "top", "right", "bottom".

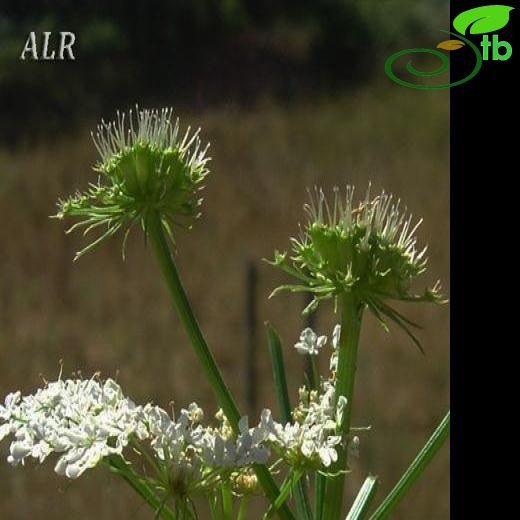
[{"left": 245, "top": 261, "right": 258, "bottom": 416}]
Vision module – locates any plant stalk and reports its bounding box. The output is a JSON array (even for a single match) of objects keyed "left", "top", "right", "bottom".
[
  {"left": 147, "top": 213, "right": 295, "bottom": 520},
  {"left": 238, "top": 497, "right": 250, "bottom": 520},
  {"left": 107, "top": 455, "right": 176, "bottom": 519},
  {"left": 315, "top": 475, "right": 325, "bottom": 520},
  {"left": 369, "top": 410, "right": 450, "bottom": 520},
  {"left": 320, "top": 294, "right": 364, "bottom": 520}
]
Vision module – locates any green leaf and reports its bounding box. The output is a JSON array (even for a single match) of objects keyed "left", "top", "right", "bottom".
[
  {"left": 453, "top": 5, "right": 514, "bottom": 35},
  {"left": 346, "top": 475, "right": 379, "bottom": 520},
  {"left": 265, "top": 324, "right": 313, "bottom": 520},
  {"left": 266, "top": 323, "right": 292, "bottom": 423},
  {"left": 369, "top": 411, "right": 450, "bottom": 520}
]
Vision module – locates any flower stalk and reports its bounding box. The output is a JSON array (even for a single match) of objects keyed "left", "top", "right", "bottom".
[
  {"left": 147, "top": 212, "right": 295, "bottom": 520},
  {"left": 320, "top": 295, "right": 364, "bottom": 520},
  {"left": 147, "top": 212, "right": 241, "bottom": 427},
  {"left": 107, "top": 455, "right": 177, "bottom": 520},
  {"left": 270, "top": 186, "right": 443, "bottom": 520}
]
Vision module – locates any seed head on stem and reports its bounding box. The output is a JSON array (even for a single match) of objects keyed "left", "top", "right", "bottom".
[
  {"left": 55, "top": 107, "right": 210, "bottom": 260},
  {"left": 270, "top": 185, "right": 444, "bottom": 350}
]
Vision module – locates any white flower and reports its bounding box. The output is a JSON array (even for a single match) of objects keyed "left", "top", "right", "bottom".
[
  {"left": 318, "top": 435, "right": 341, "bottom": 467},
  {"left": 329, "top": 353, "right": 338, "bottom": 373},
  {"left": 201, "top": 416, "right": 270, "bottom": 468},
  {"left": 0, "top": 378, "right": 143, "bottom": 478},
  {"left": 332, "top": 324, "right": 341, "bottom": 350},
  {"left": 294, "top": 328, "right": 327, "bottom": 356},
  {"left": 257, "top": 374, "right": 347, "bottom": 470},
  {"left": 336, "top": 395, "right": 348, "bottom": 427},
  {"left": 185, "top": 402, "right": 204, "bottom": 423},
  {"left": 348, "top": 435, "right": 360, "bottom": 458},
  {"left": 1, "top": 330, "right": 363, "bottom": 489},
  {"left": 328, "top": 324, "right": 342, "bottom": 372},
  {"left": 0, "top": 392, "right": 21, "bottom": 442},
  {"left": 235, "top": 416, "right": 270, "bottom": 465}
]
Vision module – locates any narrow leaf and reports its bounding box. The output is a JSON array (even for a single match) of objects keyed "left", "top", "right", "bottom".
[
  {"left": 369, "top": 411, "right": 450, "bottom": 520},
  {"left": 346, "top": 475, "right": 378, "bottom": 520},
  {"left": 266, "top": 323, "right": 292, "bottom": 423},
  {"left": 266, "top": 324, "right": 312, "bottom": 520}
]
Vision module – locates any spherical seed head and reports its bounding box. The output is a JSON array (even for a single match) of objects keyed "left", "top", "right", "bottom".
[
  {"left": 56, "top": 107, "right": 210, "bottom": 259},
  {"left": 270, "top": 185, "right": 443, "bottom": 348}
]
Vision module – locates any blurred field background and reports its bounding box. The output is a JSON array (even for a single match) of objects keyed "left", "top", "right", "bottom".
[{"left": 1, "top": 1, "right": 449, "bottom": 519}]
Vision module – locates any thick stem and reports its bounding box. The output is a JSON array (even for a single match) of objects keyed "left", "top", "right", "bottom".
[
  {"left": 147, "top": 213, "right": 295, "bottom": 520},
  {"left": 369, "top": 411, "right": 450, "bottom": 520},
  {"left": 321, "top": 294, "right": 364, "bottom": 520}
]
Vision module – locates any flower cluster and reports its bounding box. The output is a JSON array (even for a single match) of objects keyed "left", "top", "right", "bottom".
[
  {"left": 259, "top": 325, "right": 348, "bottom": 470},
  {"left": 1, "top": 325, "right": 350, "bottom": 490},
  {"left": 0, "top": 378, "right": 145, "bottom": 478},
  {"left": 261, "top": 381, "right": 346, "bottom": 470},
  {"left": 0, "top": 377, "right": 266, "bottom": 486},
  {"left": 55, "top": 107, "right": 210, "bottom": 259}
]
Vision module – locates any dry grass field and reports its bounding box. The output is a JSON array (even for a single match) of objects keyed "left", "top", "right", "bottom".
[{"left": 0, "top": 84, "right": 449, "bottom": 519}]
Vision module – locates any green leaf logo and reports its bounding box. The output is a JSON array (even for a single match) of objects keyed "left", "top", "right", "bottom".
[{"left": 453, "top": 5, "right": 514, "bottom": 35}]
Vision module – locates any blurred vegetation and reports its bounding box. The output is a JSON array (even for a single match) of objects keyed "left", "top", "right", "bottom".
[
  {"left": 1, "top": 0, "right": 447, "bottom": 141},
  {"left": 1, "top": 2, "right": 449, "bottom": 517}
]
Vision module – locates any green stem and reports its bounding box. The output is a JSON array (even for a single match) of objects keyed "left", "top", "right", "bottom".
[
  {"left": 369, "top": 411, "right": 450, "bottom": 520},
  {"left": 209, "top": 492, "right": 220, "bottom": 520},
  {"left": 264, "top": 469, "right": 304, "bottom": 520},
  {"left": 237, "top": 496, "right": 249, "bottom": 520},
  {"left": 132, "top": 438, "right": 167, "bottom": 483},
  {"left": 321, "top": 294, "right": 364, "bottom": 520},
  {"left": 314, "top": 474, "right": 325, "bottom": 520},
  {"left": 148, "top": 214, "right": 240, "bottom": 427},
  {"left": 221, "top": 482, "right": 233, "bottom": 519},
  {"left": 147, "top": 213, "right": 295, "bottom": 520},
  {"left": 107, "top": 455, "right": 176, "bottom": 519},
  {"left": 309, "top": 355, "right": 320, "bottom": 390},
  {"left": 294, "top": 479, "right": 313, "bottom": 520}
]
